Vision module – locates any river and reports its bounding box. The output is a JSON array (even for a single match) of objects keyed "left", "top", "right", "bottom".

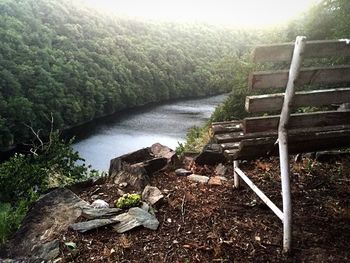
[{"left": 73, "top": 94, "right": 228, "bottom": 171}]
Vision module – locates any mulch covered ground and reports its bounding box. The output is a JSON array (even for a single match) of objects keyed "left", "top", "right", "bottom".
[{"left": 60, "top": 155, "right": 350, "bottom": 262}]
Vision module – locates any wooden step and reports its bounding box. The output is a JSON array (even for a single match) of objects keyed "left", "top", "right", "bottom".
[
  {"left": 225, "top": 126, "right": 350, "bottom": 161},
  {"left": 211, "top": 121, "right": 243, "bottom": 135},
  {"left": 220, "top": 142, "right": 240, "bottom": 150},
  {"left": 214, "top": 132, "right": 245, "bottom": 143}
]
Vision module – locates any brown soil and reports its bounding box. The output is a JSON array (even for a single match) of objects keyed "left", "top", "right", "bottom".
[{"left": 60, "top": 155, "right": 350, "bottom": 262}]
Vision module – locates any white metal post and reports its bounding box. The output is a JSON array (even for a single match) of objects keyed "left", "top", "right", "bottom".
[
  {"left": 278, "top": 36, "right": 307, "bottom": 253},
  {"left": 233, "top": 160, "right": 240, "bottom": 188}
]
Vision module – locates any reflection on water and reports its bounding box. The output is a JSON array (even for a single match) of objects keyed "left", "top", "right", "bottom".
[{"left": 73, "top": 94, "right": 227, "bottom": 171}]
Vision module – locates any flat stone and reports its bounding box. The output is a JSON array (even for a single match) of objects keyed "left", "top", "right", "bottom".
[
  {"left": 187, "top": 174, "right": 210, "bottom": 184},
  {"left": 175, "top": 168, "right": 192, "bottom": 176},
  {"left": 142, "top": 186, "right": 164, "bottom": 206},
  {"left": 113, "top": 207, "right": 159, "bottom": 233},
  {"left": 81, "top": 207, "right": 122, "bottom": 220},
  {"left": 208, "top": 176, "right": 224, "bottom": 186},
  {"left": 69, "top": 218, "right": 119, "bottom": 233},
  {"left": 215, "top": 163, "right": 227, "bottom": 176}
]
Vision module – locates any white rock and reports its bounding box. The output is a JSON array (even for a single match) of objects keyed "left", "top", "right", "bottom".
[
  {"left": 187, "top": 174, "right": 210, "bottom": 184},
  {"left": 91, "top": 199, "right": 109, "bottom": 208}
]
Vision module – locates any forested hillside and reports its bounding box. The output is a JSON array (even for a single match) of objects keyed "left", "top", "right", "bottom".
[{"left": 0, "top": 0, "right": 256, "bottom": 148}]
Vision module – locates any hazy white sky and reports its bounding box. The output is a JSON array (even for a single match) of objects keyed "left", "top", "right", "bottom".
[{"left": 85, "top": 0, "right": 319, "bottom": 28}]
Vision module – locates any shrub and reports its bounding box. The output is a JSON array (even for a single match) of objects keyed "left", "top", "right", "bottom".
[
  {"left": 0, "top": 130, "right": 91, "bottom": 244},
  {"left": 115, "top": 194, "right": 141, "bottom": 209}
]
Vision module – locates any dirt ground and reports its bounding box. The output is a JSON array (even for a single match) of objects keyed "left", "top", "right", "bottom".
[{"left": 60, "top": 155, "right": 350, "bottom": 263}]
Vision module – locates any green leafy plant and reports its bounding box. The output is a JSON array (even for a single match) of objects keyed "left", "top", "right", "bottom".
[{"left": 115, "top": 194, "right": 141, "bottom": 209}]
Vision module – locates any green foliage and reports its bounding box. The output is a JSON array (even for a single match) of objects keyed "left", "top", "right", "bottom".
[
  {"left": 210, "top": 54, "right": 254, "bottom": 122},
  {"left": 0, "top": 0, "right": 256, "bottom": 148},
  {"left": 176, "top": 126, "right": 210, "bottom": 155},
  {"left": 0, "top": 193, "right": 38, "bottom": 245},
  {"left": 0, "top": 131, "right": 88, "bottom": 205},
  {"left": 115, "top": 194, "right": 141, "bottom": 209}
]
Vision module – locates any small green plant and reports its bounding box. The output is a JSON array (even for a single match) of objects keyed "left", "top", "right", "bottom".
[
  {"left": 176, "top": 126, "right": 210, "bottom": 157},
  {"left": 115, "top": 194, "right": 141, "bottom": 209}
]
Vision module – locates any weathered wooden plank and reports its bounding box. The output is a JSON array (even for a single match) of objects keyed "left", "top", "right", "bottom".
[
  {"left": 244, "top": 111, "right": 350, "bottom": 133},
  {"left": 246, "top": 87, "right": 350, "bottom": 113},
  {"left": 227, "top": 127, "right": 350, "bottom": 160},
  {"left": 253, "top": 39, "right": 350, "bottom": 63},
  {"left": 214, "top": 132, "right": 244, "bottom": 143},
  {"left": 211, "top": 122, "right": 242, "bottom": 135},
  {"left": 249, "top": 65, "right": 350, "bottom": 90},
  {"left": 220, "top": 142, "right": 240, "bottom": 150},
  {"left": 211, "top": 120, "right": 241, "bottom": 126}
]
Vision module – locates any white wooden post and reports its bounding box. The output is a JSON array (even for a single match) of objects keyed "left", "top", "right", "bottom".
[
  {"left": 233, "top": 160, "right": 240, "bottom": 188},
  {"left": 278, "top": 36, "right": 307, "bottom": 253}
]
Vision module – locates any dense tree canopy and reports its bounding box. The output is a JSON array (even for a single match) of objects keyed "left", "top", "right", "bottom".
[{"left": 0, "top": 0, "right": 258, "bottom": 148}]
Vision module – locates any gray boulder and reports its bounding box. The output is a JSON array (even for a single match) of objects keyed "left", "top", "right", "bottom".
[
  {"left": 109, "top": 143, "right": 178, "bottom": 192},
  {"left": 3, "top": 188, "right": 89, "bottom": 260},
  {"left": 194, "top": 143, "right": 226, "bottom": 165}
]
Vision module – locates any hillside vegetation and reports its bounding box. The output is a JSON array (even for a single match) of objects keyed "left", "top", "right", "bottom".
[{"left": 0, "top": 0, "right": 257, "bottom": 148}]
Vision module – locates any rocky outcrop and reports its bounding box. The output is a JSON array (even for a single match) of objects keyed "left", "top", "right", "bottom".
[
  {"left": 109, "top": 143, "right": 178, "bottom": 176},
  {"left": 109, "top": 143, "right": 178, "bottom": 192},
  {"left": 3, "top": 188, "right": 89, "bottom": 261}
]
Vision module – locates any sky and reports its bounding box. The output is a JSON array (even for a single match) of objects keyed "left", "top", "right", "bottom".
[{"left": 85, "top": 0, "right": 320, "bottom": 28}]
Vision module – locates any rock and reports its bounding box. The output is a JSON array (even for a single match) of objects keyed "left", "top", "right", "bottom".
[
  {"left": 113, "top": 207, "right": 159, "bottom": 233},
  {"left": 140, "top": 201, "right": 150, "bottom": 212},
  {"left": 81, "top": 207, "right": 122, "bottom": 220},
  {"left": 175, "top": 168, "right": 192, "bottom": 176},
  {"left": 194, "top": 144, "right": 226, "bottom": 165},
  {"left": 187, "top": 174, "right": 210, "bottom": 184},
  {"left": 109, "top": 143, "right": 177, "bottom": 176},
  {"left": 109, "top": 144, "right": 178, "bottom": 192},
  {"left": 31, "top": 239, "right": 60, "bottom": 261},
  {"left": 215, "top": 163, "right": 227, "bottom": 176},
  {"left": 142, "top": 157, "right": 168, "bottom": 175},
  {"left": 113, "top": 170, "right": 150, "bottom": 193},
  {"left": 142, "top": 186, "right": 164, "bottom": 206},
  {"left": 91, "top": 199, "right": 109, "bottom": 208},
  {"left": 150, "top": 143, "right": 178, "bottom": 164},
  {"left": 3, "top": 188, "right": 89, "bottom": 259},
  {"left": 119, "top": 182, "right": 128, "bottom": 188},
  {"left": 69, "top": 218, "right": 119, "bottom": 233},
  {"left": 208, "top": 176, "right": 226, "bottom": 186}
]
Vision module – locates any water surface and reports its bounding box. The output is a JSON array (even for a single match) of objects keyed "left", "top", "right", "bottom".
[{"left": 73, "top": 94, "right": 227, "bottom": 171}]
